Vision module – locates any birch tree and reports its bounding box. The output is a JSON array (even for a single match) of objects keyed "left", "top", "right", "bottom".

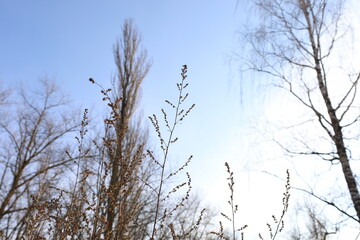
[{"left": 242, "top": 0, "right": 360, "bottom": 224}]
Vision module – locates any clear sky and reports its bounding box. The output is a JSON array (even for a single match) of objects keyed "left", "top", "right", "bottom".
[
  {"left": 1, "top": 0, "right": 359, "bottom": 238},
  {"left": 0, "top": 0, "right": 253, "bottom": 201}
]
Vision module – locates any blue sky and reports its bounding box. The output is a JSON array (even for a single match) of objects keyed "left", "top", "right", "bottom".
[
  {"left": 2, "top": 0, "right": 360, "bottom": 238},
  {"left": 0, "top": 0, "right": 255, "bottom": 190}
]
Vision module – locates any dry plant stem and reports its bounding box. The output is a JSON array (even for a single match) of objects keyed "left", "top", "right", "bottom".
[
  {"left": 226, "top": 162, "right": 236, "bottom": 240},
  {"left": 211, "top": 162, "right": 247, "bottom": 240},
  {"left": 150, "top": 65, "right": 190, "bottom": 239},
  {"left": 271, "top": 169, "right": 290, "bottom": 240},
  {"left": 258, "top": 170, "right": 290, "bottom": 240},
  {"left": 70, "top": 109, "right": 88, "bottom": 207},
  {"left": 231, "top": 198, "right": 236, "bottom": 238}
]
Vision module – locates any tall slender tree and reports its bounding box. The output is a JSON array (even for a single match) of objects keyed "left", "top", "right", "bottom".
[{"left": 103, "top": 18, "right": 153, "bottom": 239}]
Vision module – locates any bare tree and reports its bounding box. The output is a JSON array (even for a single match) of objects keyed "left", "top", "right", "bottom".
[
  {"left": 0, "top": 82, "right": 10, "bottom": 106},
  {"left": 242, "top": 0, "right": 360, "bottom": 224},
  {"left": 0, "top": 79, "right": 79, "bottom": 239},
  {"left": 102, "top": 18, "right": 153, "bottom": 239},
  {"left": 289, "top": 202, "right": 338, "bottom": 240}
]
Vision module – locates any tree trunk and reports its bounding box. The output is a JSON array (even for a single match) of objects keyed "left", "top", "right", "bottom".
[{"left": 301, "top": 0, "right": 360, "bottom": 221}]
